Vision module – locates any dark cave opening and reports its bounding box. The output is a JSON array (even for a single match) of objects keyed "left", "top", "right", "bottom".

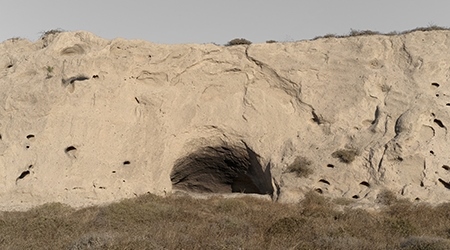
[{"left": 170, "top": 145, "right": 274, "bottom": 196}]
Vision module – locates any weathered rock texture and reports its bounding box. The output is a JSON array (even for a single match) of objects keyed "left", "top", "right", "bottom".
[{"left": 1, "top": 30, "right": 450, "bottom": 210}]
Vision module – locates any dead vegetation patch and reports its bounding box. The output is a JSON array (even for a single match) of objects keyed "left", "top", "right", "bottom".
[
  {"left": 286, "top": 156, "right": 313, "bottom": 177},
  {"left": 312, "top": 25, "right": 450, "bottom": 40},
  {"left": 225, "top": 38, "right": 252, "bottom": 46},
  {"left": 332, "top": 148, "right": 358, "bottom": 163},
  {"left": 1, "top": 192, "right": 450, "bottom": 249}
]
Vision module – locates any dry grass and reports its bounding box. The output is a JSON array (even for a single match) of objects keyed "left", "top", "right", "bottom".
[
  {"left": 312, "top": 25, "right": 450, "bottom": 40},
  {"left": 1, "top": 192, "right": 450, "bottom": 249}
]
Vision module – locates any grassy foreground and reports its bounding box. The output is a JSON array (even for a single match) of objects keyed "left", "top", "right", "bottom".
[{"left": 1, "top": 192, "right": 450, "bottom": 249}]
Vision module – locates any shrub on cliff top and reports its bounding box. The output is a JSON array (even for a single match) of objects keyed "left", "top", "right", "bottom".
[{"left": 225, "top": 38, "right": 252, "bottom": 46}]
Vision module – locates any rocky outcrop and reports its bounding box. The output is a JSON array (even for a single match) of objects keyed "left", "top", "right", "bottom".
[{"left": 1, "top": 30, "right": 450, "bottom": 210}]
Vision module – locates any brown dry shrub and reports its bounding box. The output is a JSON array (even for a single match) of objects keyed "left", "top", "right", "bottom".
[
  {"left": 287, "top": 156, "right": 313, "bottom": 177},
  {"left": 332, "top": 149, "right": 358, "bottom": 163},
  {"left": 349, "top": 29, "right": 381, "bottom": 37},
  {"left": 225, "top": 38, "right": 252, "bottom": 46}
]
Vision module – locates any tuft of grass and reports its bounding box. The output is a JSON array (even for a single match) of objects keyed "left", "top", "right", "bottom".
[
  {"left": 286, "top": 156, "right": 313, "bottom": 177},
  {"left": 310, "top": 25, "right": 450, "bottom": 41},
  {"left": 331, "top": 149, "right": 358, "bottom": 163},
  {"left": 225, "top": 38, "right": 252, "bottom": 46},
  {"left": 45, "top": 66, "right": 54, "bottom": 79},
  {"left": 312, "top": 33, "right": 339, "bottom": 40},
  {"left": 403, "top": 25, "right": 450, "bottom": 34},
  {"left": 6, "top": 37, "right": 23, "bottom": 43},
  {"left": 266, "top": 40, "right": 277, "bottom": 43},
  {"left": 381, "top": 83, "right": 392, "bottom": 93},
  {"left": 39, "top": 28, "right": 65, "bottom": 39}
]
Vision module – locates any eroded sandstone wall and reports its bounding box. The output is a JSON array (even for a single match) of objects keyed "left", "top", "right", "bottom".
[{"left": 0, "top": 30, "right": 449, "bottom": 210}]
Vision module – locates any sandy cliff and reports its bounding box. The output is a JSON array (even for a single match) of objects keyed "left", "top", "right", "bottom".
[{"left": 1, "top": 30, "right": 449, "bottom": 210}]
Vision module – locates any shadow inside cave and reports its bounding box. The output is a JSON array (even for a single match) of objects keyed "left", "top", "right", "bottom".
[{"left": 170, "top": 144, "right": 274, "bottom": 196}]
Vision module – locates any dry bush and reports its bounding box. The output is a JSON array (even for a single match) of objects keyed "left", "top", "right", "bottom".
[
  {"left": 332, "top": 149, "right": 358, "bottom": 163},
  {"left": 402, "top": 25, "right": 450, "bottom": 34},
  {"left": 266, "top": 40, "right": 277, "bottom": 43},
  {"left": 376, "top": 189, "right": 398, "bottom": 205},
  {"left": 40, "top": 28, "right": 65, "bottom": 39},
  {"left": 286, "top": 156, "right": 313, "bottom": 177},
  {"left": 312, "top": 33, "right": 339, "bottom": 40},
  {"left": 349, "top": 29, "right": 381, "bottom": 37},
  {"left": 225, "top": 38, "right": 252, "bottom": 46}
]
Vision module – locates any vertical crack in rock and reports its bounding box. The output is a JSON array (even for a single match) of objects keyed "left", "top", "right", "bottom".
[
  {"left": 170, "top": 144, "right": 274, "bottom": 196},
  {"left": 244, "top": 46, "right": 325, "bottom": 124},
  {"left": 401, "top": 42, "right": 413, "bottom": 67}
]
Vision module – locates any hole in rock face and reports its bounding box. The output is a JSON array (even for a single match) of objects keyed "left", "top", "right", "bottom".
[
  {"left": 123, "top": 161, "right": 130, "bottom": 165},
  {"left": 17, "top": 170, "right": 30, "bottom": 180},
  {"left": 327, "top": 164, "right": 334, "bottom": 168},
  {"left": 442, "top": 165, "right": 450, "bottom": 171},
  {"left": 434, "top": 119, "right": 445, "bottom": 128},
  {"left": 65, "top": 146, "right": 77, "bottom": 153},
  {"left": 360, "top": 181, "right": 370, "bottom": 187},
  {"left": 26, "top": 134, "right": 35, "bottom": 139},
  {"left": 352, "top": 195, "right": 359, "bottom": 199},
  {"left": 170, "top": 145, "right": 274, "bottom": 195},
  {"left": 432, "top": 82, "right": 440, "bottom": 87},
  {"left": 438, "top": 178, "right": 450, "bottom": 189},
  {"left": 315, "top": 188, "right": 323, "bottom": 194},
  {"left": 319, "top": 179, "right": 330, "bottom": 185}
]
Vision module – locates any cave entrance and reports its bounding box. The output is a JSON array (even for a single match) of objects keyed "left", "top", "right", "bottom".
[{"left": 170, "top": 145, "right": 273, "bottom": 196}]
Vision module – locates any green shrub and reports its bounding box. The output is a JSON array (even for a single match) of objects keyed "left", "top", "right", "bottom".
[
  {"left": 225, "top": 38, "right": 252, "bottom": 46},
  {"left": 286, "top": 156, "right": 313, "bottom": 177}
]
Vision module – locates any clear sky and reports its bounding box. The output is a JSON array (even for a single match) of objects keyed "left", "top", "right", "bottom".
[{"left": 1, "top": 0, "right": 449, "bottom": 44}]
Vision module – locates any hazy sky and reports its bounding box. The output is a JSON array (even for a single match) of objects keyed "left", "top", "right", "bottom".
[{"left": 1, "top": 1, "right": 449, "bottom": 44}]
